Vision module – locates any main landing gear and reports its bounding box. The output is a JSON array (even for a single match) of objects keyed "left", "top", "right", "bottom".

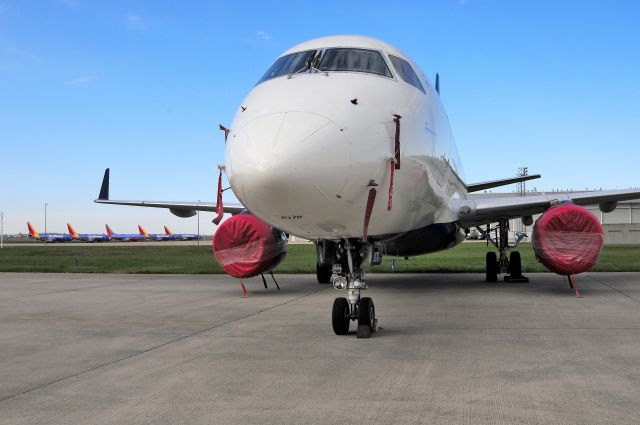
[
  {"left": 478, "top": 219, "right": 528, "bottom": 283},
  {"left": 318, "top": 240, "right": 378, "bottom": 338}
]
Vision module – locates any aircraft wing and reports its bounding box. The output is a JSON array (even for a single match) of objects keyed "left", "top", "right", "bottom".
[
  {"left": 94, "top": 168, "right": 245, "bottom": 216},
  {"left": 454, "top": 189, "right": 640, "bottom": 227},
  {"left": 465, "top": 174, "right": 541, "bottom": 193}
]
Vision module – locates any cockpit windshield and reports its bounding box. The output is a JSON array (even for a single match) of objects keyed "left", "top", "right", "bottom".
[
  {"left": 317, "top": 48, "right": 392, "bottom": 77},
  {"left": 256, "top": 47, "right": 394, "bottom": 85},
  {"left": 257, "top": 50, "right": 317, "bottom": 84}
]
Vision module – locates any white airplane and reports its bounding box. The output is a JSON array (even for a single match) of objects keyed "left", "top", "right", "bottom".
[{"left": 96, "top": 35, "right": 640, "bottom": 338}]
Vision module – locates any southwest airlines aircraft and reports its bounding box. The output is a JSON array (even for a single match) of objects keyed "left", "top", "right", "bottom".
[
  {"left": 164, "top": 226, "right": 199, "bottom": 241},
  {"left": 105, "top": 225, "right": 145, "bottom": 242},
  {"left": 67, "top": 223, "right": 110, "bottom": 242},
  {"left": 26, "top": 222, "right": 72, "bottom": 242},
  {"left": 138, "top": 225, "right": 172, "bottom": 241},
  {"left": 96, "top": 36, "right": 640, "bottom": 338}
]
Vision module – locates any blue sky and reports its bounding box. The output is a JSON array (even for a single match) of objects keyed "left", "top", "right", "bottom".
[{"left": 1, "top": 0, "right": 639, "bottom": 234}]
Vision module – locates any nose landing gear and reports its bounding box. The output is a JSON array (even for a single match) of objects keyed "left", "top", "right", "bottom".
[{"left": 327, "top": 240, "right": 378, "bottom": 338}]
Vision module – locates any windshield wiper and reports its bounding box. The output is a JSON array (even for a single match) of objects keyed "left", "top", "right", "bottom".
[
  {"left": 287, "top": 65, "right": 310, "bottom": 79},
  {"left": 287, "top": 51, "right": 323, "bottom": 79}
]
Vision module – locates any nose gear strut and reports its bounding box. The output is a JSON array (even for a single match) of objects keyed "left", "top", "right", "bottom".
[{"left": 330, "top": 239, "right": 378, "bottom": 338}]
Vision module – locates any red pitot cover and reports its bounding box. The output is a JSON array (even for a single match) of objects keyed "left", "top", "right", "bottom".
[
  {"left": 212, "top": 213, "right": 287, "bottom": 278},
  {"left": 532, "top": 204, "right": 604, "bottom": 275}
]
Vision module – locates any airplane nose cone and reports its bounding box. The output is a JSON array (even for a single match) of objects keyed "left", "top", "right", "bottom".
[{"left": 227, "top": 112, "right": 351, "bottom": 217}]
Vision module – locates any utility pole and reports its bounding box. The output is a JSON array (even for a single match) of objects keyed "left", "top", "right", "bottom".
[
  {"left": 44, "top": 203, "right": 48, "bottom": 248},
  {"left": 516, "top": 166, "right": 528, "bottom": 197},
  {"left": 516, "top": 167, "right": 528, "bottom": 233},
  {"left": 1, "top": 212, "right": 4, "bottom": 249}
]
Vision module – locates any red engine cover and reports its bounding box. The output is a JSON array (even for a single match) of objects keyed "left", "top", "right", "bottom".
[
  {"left": 213, "top": 213, "right": 287, "bottom": 279},
  {"left": 532, "top": 204, "right": 604, "bottom": 275}
]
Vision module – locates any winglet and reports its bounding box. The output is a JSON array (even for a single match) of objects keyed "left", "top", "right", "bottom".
[
  {"left": 27, "top": 222, "right": 39, "bottom": 238},
  {"left": 105, "top": 224, "right": 113, "bottom": 237},
  {"left": 67, "top": 223, "right": 79, "bottom": 239},
  {"left": 138, "top": 225, "right": 149, "bottom": 237},
  {"left": 164, "top": 225, "right": 173, "bottom": 235},
  {"left": 98, "top": 168, "right": 110, "bottom": 200}
]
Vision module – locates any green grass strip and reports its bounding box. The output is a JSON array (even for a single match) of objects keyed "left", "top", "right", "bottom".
[{"left": 1, "top": 243, "right": 639, "bottom": 274}]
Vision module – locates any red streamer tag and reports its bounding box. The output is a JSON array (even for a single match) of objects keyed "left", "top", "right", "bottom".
[
  {"left": 212, "top": 169, "right": 224, "bottom": 225},
  {"left": 387, "top": 161, "right": 395, "bottom": 211},
  {"left": 363, "top": 188, "right": 377, "bottom": 242}
]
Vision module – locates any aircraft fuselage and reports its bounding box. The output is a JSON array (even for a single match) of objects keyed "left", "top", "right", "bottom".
[{"left": 226, "top": 36, "right": 466, "bottom": 246}]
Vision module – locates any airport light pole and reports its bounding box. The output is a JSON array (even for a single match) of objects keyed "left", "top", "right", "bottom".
[
  {"left": 44, "top": 203, "right": 47, "bottom": 248},
  {"left": 197, "top": 200, "right": 200, "bottom": 246},
  {"left": 1, "top": 212, "right": 4, "bottom": 249}
]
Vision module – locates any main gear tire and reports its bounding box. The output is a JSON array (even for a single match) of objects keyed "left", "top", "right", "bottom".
[
  {"left": 317, "top": 263, "right": 332, "bottom": 284},
  {"left": 486, "top": 252, "right": 498, "bottom": 282}
]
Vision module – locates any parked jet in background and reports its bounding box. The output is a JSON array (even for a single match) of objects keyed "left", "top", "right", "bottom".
[
  {"left": 67, "top": 223, "right": 110, "bottom": 242},
  {"left": 138, "top": 225, "right": 171, "bottom": 241},
  {"left": 105, "top": 224, "right": 145, "bottom": 242},
  {"left": 164, "top": 226, "right": 199, "bottom": 241},
  {"left": 26, "top": 222, "right": 72, "bottom": 242}
]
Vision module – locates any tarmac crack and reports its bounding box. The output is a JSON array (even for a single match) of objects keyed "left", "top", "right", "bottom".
[
  {"left": 586, "top": 274, "right": 640, "bottom": 303},
  {"left": 0, "top": 285, "right": 329, "bottom": 404}
]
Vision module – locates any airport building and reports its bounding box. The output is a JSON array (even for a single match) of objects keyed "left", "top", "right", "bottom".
[{"left": 468, "top": 191, "right": 640, "bottom": 244}]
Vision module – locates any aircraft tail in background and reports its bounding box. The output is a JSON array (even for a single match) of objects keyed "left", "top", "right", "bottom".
[
  {"left": 138, "top": 225, "right": 149, "bottom": 238},
  {"left": 67, "top": 223, "right": 79, "bottom": 239},
  {"left": 164, "top": 225, "right": 173, "bottom": 235},
  {"left": 27, "top": 222, "right": 39, "bottom": 238},
  {"left": 105, "top": 224, "right": 113, "bottom": 237}
]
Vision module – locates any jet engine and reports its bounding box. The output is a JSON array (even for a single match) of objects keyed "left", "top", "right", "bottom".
[
  {"left": 212, "top": 211, "right": 288, "bottom": 278},
  {"left": 532, "top": 204, "right": 604, "bottom": 275}
]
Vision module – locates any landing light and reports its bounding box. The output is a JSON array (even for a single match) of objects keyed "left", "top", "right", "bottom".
[{"left": 333, "top": 276, "right": 347, "bottom": 290}]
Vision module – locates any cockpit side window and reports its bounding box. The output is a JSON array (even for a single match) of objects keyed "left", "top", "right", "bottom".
[
  {"left": 317, "top": 48, "right": 392, "bottom": 77},
  {"left": 257, "top": 50, "right": 317, "bottom": 84},
  {"left": 388, "top": 55, "right": 426, "bottom": 94}
]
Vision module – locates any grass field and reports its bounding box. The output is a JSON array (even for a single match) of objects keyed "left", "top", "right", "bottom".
[{"left": 1, "top": 242, "right": 639, "bottom": 274}]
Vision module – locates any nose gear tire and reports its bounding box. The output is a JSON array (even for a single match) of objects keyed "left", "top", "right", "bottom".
[
  {"left": 357, "top": 297, "right": 375, "bottom": 338},
  {"left": 332, "top": 297, "right": 350, "bottom": 335}
]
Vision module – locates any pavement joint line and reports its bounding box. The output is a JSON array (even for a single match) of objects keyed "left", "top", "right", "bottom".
[
  {"left": 586, "top": 274, "right": 640, "bottom": 303},
  {"left": 2, "top": 316, "right": 638, "bottom": 330},
  {"left": 0, "top": 285, "right": 329, "bottom": 404},
  {"left": 0, "top": 281, "right": 130, "bottom": 301},
  {"left": 0, "top": 316, "right": 217, "bottom": 326}
]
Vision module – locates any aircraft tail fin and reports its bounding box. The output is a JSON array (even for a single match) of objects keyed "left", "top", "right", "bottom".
[
  {"left": 27, "top": 222, "right": 39, "bottom": 238},
  {"left": 138, "top": 225, "right": 149, "bottom": 237},
  {"left": 105, "top": 224, "right": 113, "bottom": 237},
  {"left": 67, "top": 223, "right": 79, "bottom": 239},
  {"left": 164, "top": 225, "right": 173, "bottom": 235},
  {"left": 98, "top": 168, "right": 109, "bottom": 200}
]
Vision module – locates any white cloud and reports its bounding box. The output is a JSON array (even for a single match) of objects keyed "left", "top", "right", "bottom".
[
  {"left": 256, "top": 30, "right": 272, "bottom": 41},
  {"left": 125, "top": 13, "right": 146, "bottom": 31},
  {"left": 65, "top": 75, "right": 95, "bottom": 87}
]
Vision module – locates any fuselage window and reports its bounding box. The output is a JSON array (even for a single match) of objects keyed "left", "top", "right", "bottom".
[
  {"left": 257, "top": 50, "right": 317, "bottom": 84},
  {"left": 317, "top": 48, "right": 392, "bottom": 77},
  {"left": 389, "top": 55, "right": 425, "bottom": 94}
]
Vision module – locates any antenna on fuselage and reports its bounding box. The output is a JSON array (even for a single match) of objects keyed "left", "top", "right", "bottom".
[{"left": 435, "top": 73, "right": 440, "bottom": 95}]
